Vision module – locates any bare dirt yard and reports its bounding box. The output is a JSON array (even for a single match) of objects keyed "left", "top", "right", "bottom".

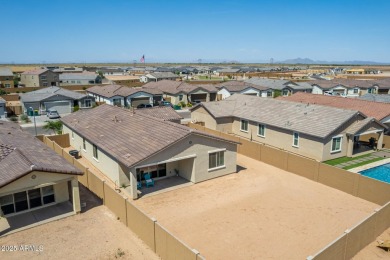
[
  {"left": 353, "top": 227, "right": 390, "bottom": 259},
  {"left": 0, "top": 185, "right": 159, "bottom": 260},
  {"left": 134, "top": 154, "right": 379, "bottom": 260}
]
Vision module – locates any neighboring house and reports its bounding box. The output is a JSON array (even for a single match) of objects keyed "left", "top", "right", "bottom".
[
  {"left": 142, "top": 80, "right": 218, "bottom": 105},
  {"left": 217, "top": 81, "right": 272, "bottom": 99},
  {"left": 190, "top": 94, "right": 386, "bottom": 161},
  {"left": 104, "top": 75, "right": 140, "bottom": 85},
  {"left": 59, "top": 72, "right": 101, "bottom": 86},
  {"left": 0, "top": 67, "right": 14, "bottom": 88},
  {"left": 280, "top": 81, "right": 313, "bottom": 96},
  {"left": 99, "top": 68, "right": 127, "bottom": 76},
  {"left": 52, "top": 67, "right": 84, "bottom": 73},
  {"left": 311, "top": 79, "right": 378, "bottom": 97},
  {"left": 0, "top": 121, "right": 82, "bottom": 225},
  {"left": 140, "top": 72, "right": 180, "bottom": 83},
  {"left": 244, "top": 78, "right": 313, "bottom": 97},
  {"left": 20, "top": 86, "right": 95, "bottom": 115},
  {"left": 0, "top": 97, "right": 5, "bottom": 117},
  {"left": 358, "top": 94, "right": 390, "bottom": 104},
  {"left": 61, "top": 104, "right": 238, "bottom": 199},
  {"left": 134, "top": 106, "right": 183, "bottom": 124},
  {"left": 87, "top": 85, "right": 163, "bottom": 107},
  {"left": 373, "top": 78, "right": 390, "bottom": 94},
  {"left": 215, "top": 68, "right": 241, "bottom": 76},
  {"left": 279, "top": 92, "right": 390, "bottom": 130},
  {"left": 20, "top": 69, "right": 60, "bottom": 87}
]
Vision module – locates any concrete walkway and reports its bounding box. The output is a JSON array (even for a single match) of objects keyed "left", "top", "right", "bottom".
[{"left": 334, "top": 155, "right": 380, "bottom": 168}]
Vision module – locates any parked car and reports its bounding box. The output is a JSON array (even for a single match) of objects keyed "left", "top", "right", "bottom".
[
  {"left": 47, "top": 110, "right": 60, "bottom": 119},
  {"left": 158, "top": 101, "right": 173, "bottom": 107},
  {"left": 136, "top": 104, "right": 153, "bottom": 109}
]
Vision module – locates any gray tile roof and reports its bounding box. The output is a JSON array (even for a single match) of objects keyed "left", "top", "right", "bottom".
[
  {"left": 358, "top": 94, "right": 390, "bottom": 103},
  {"left": 148, "top": 72, "right": 180, "bottom": 79},
  {"left": 244, "top": 78, "right": 289, "bottom": 90},
  {"left": 134, "top": 106, "right": 183, "bottom": 122},
  {"left": 311, "top": 79, "right": 376, "bottom": 89},
  {"left": 20, "top": 86, "right": 87, "bottom": 102},
  {"left": 61, "top": 104, "right": 237, "bottom": 168},
  {"left": 217, "top": 80, "right": 270, "bottom": 92},
  {"left": 87, "top": 85, "right": 162, "bottom": 98},
  {"left": 0, "top": 67, "right": 13, "bottom": 77},
  {"left": 193, "top": 94, "right": 362, "bottom": 139},
  {"left": 345, "top": 117, "right": 377, "bottom": 135},
  {"left": 142, "top": 80, "right": 217, "bottom": 95},
  {"left": 0, "top": 121, "right": 82, "bottom": 188},
  {"left": 59, "top": 72, "right": 99, "bottom": 81}
]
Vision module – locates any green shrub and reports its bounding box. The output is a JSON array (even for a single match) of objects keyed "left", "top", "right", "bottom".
[
  {"left": 20, "top": 114, "right": 31, "bottom": 123},
  {"left": 179, "top": 101, "right": 186, "bottom": 107},
  {"left": 73, "top": 105, "right": 80, "bottom": 112},
  {"left": 9, "top": 115, "right": 18, "bottom": 122},
  {"left": 187, "top": 103, "right": 193, "bottom": 107}
]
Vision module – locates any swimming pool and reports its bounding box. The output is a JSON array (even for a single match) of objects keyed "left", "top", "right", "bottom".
[{"left": 360, "top": 163, "right": 390, "bottom": 184}]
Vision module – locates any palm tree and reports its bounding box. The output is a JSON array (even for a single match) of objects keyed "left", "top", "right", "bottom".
[{"left": 43, "top": 120, "right": 63, "bottom": 135}]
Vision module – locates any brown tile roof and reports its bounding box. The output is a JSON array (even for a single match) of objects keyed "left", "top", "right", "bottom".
[
  {"left": 134, "top": 106, "right": 183, "bottom": 122},
  {"left": 311, "top": 79, "right": 376, "bottom": 89},
  {"left": 345, "top": 117, "right": 382, "bottom": 135},
  {"left": 216, "top": 80, "right": 269, "bottom": 92},
  {"left": 61, "top": 104, "right": 237, "bottom": 168},
  {"left": 87, "top": 85, "right": 162, "bottom": 98},
  {"left": 279, "top": 92, "right": 390, "bottom": 121},
  {"left": 193, "top": 94, "right": 362, "bottom": 139},
  {"left": 0, "top": 121, "right": 82, "bottom": 188},
  {"left": 142, "top": 80, "right": 218, "bottom": 95},
  {"left": 21, "top": 68, "right": 49, "bottom": 75}
]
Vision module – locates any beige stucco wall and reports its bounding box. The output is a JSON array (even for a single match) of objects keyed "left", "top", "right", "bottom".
[
  {"left": 64, "top": 125, "right": 122, "bottom": 184},
  {"left": 216, "top": 117, "right": 233, "bottom": 132},
  {"left": 191, "top": 106, "right": 217, "bottom": 129},
  {"left": 165, "top": 93, "right": 188, "bottom": 105},
  {"left": 20, "top": 71, "right": 59, "bottom": 87},
  {"left": 0, "top": 171, "right": 72, "bottom": 205},
  {"left": 131, "top": 134, "right": 237, "bottom": 184}
]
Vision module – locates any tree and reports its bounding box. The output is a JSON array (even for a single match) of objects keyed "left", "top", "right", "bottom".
[{"left": 43, "top": 120, "right": 63, "bottom": 135}]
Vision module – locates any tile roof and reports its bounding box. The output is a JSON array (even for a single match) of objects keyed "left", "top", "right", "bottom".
[
  {"left": 193, "top": 94, "right": 361, "bottom": 139},
  {"left": 0, "top": 67, "right": 13, "bottom": 77},
  {"left": 217, "top": 80, "right": 270, "bottom": 92},
  {"left": 21, "top": 68, "right": 49, "bottom": 75},
  {"left": 358, "top": 94, "right": 390, "bottom": 103},
  {"left": 345, "top": 117, "right": 381, "bottom": 135},
  {"left": 87, "top": 85, "right": 162, "bottom": 98},
  {"left": 311, "top": 79, "right": 376, "bottom": 89},
  {"left": 20, "top": 86, "right": 87, "bottom": 102},
  {"left": 61, "top": 104, "right": 237, "bottom": 168},
  {"left": 244, "top": 78, "right": 289, "bottom": 90},
  {"left": 148, "top": 72, "right": 180, "bottom": 79},
  {"left": 142, "top": 80, "right": 218, "bottom": 95},
  {"left": 279, "top": 92, "right": 390, "bottom": 121},
  {"left": 0, "top": 121, "right": 82, "bottom": 188},
  {"left": 134, "top": 106, "right": 183, "bottom": 122},
  {"left": 59, "top": 72, "right": 99, "bottom": 81}
]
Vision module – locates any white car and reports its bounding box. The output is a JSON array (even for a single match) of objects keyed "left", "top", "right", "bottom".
[{"left": 47, "top": 110, "right": 60, "bottom": 119}]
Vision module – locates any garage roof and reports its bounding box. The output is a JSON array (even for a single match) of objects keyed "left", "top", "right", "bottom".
[
  {"left": 61, "top": 104, "right": 237, "bottom": 168},
  {"left": 20, "top": 86, "right": 87, "bottom": 103},
  {"left": 134, "top": 106, "right": 183, "bottom": 122},
  {"left": 0, "top": 121, "right": 82, "bottom": 188},
  {"left": 87, "top": 85, "right": 162, "bottom": 98}
]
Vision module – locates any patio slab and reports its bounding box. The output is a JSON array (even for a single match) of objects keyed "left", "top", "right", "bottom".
[{"left": 0, "top": 202, "right": 74, "bottom": 237}]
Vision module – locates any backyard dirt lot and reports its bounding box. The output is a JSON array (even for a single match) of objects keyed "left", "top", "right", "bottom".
[
  {"left": 134, "top": 154, "right": 379, "bottom": 260},
  {"left": 353, "top": 227, "right": 390, "bottom": 259},
  {"left": 0, "top": 185, "right": 159, "bottom": 260}
]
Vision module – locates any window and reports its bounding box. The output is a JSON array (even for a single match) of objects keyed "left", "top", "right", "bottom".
[
  {"left": 209, "top": 151, "right": 225, "bottom": 170},
  {"left": 331, "top": 136, "right": 342, "bottom": 152},
  {"left": 179, "top": 94, "right": 183, "bottom": 101},
  {"left": 282, "top": 90, "right": 289, "bottom": 96},
  {"left": 28, "top": 189, "right": 42, "bottom": 209},
  {"left": 113, "top": 98, "right": 121, "bottom": 106},
  {"left": 42, "top": 185, "right": 55, "bottom": 204},
  {"left": 93, "top": 144, "right": 98, "bottom": 160},
  {"left": 42, "top": 82, "right": 48, "bottom": 87},
  {"left": 353, "top": 88, "right": 359, "bottom": 94},
  {"left": 40, "top": 75, "right": 47, "bottom": 80},
  {"left": 258, "top": 124, "right": 266, "bottom": 137},
  {"left": 77, "top": 80, "right": 81, "bottom": 84},
  {"left": 0, "top": 194, "right": 14, "bottom": 215},
  {"left": 267, "top": 91, "right": 273, "bottom": 97},
  {"left": 71, "top": 80, "right": 75, "bottom": 84},
  {"left": 293, "top": 132, "right": 299, "bottom": 147},
  {"left": 83, "top": 138, "right": 86, "bottom": 150},
  {"left": 84, "top": 99, "right": 92, "bottom": 107},
  {"left": 240, "top": 119, "right": 248, "bottom": 132},
  {"left": 4, "top": 84, "right": 10, "bottom": 88}
]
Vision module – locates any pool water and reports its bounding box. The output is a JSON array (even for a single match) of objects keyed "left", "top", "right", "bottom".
[{"left": 360, "top": 163, "right": 390, "bottom": 184}]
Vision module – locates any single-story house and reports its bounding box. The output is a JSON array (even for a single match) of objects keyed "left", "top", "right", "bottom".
[
  {"left": 86, "top": 85, "right": 163, "bottom": 107},
  {"left": 217, "top": 81, "right": 272, "bottom": 99},
  {"left": 373, "top": 78, "right": 390, "bottom": 94},
  {"left": 190, "top": 94, "right": 387, "bottom": 161},
  {"left": 0, "top": 98, "right": 5, "bottom": 117},
  {"left": 134, "top": 106, "right": 183, "bottom": 124},
  {"left": 0, "top": 121, "right": 82, "bottom": 228},
  {"left": 98, "top": 68, "right": 127, "bottom": 76},
  {"left": 61, "top": 104, "right": 238, "bottom": 199},
  {"left": 358, "top": 93, "right": 390, "bottom": 104},
  {"left": 311, "top": 79, "right": 378, "bottom": 97},
  {"left": 140, "top": 72, "right": 180, "bottom": 83},
  {"left": 279, "top": 92, "right": 390, "bottom": 130},
  {"left": 244, "top": 78, "right": 313, "bottom": 97},
  {"left": 142, "top": 80, "right": 218, "bottom": 105},
  {"left": 20, "top": 86, "right": 95, "bottom": 115},
  {"left": 59, "top": 72, "right": 101, "bottom": 86}
]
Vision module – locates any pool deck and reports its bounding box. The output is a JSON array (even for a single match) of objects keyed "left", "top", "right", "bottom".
[{"left": 349, "top": 158, "right": 390, "bottom": 173}]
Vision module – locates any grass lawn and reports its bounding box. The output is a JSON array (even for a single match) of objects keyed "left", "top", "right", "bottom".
[{"left": 324, "top": 153, "right": 386, "bottom": 170}]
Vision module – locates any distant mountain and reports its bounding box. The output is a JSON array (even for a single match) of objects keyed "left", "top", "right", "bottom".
[{"left": 278, "top": 57, "right": 389, "bottom": 65}]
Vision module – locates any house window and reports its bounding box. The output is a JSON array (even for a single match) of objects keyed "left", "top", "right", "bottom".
[
  {"left": 83, "top": 138, "right": 86, "bottom": 150},
  {"left": 42, "top": 185, "right": 55, "bottom": 204},
  {"left": 258, "top": 124, "right": 266, "bottom": 137},
  {"left": 4, "top": 84, "right": 10, "bottom": 88},
  {"left": 293, "top": 132, "right": 299, "bottom": 147},
  {"left": 93, "top": 144, "right": 98, "bottom": 160},
  {"left": 113, "top": 98, "right": 121, "bottom": 106},
  {"left": 179, "top": 94, "right": 183, "bottom": 101},
  {"left": 331, "top": 136, "right": 342, "bottom": 153},
  {"left": 353, "top": 88, "right": 359, "bottom": 94},
  {"left": 42, "top": 82, "right": 48, "bottom": 87},
  {"left": 84, "top": 99, "right": 92, "bottom": 107},
  {"left": 209, "top": 151, "right": 225, "bottom": 170},
  {"left": 77, "top": 80, "right": 81, "bottom": 84},
  {"left": 282, "top": 90, "right": 289, "bottom": 96},
  {"left": 240, "top": 119, "right": 248, "bottom": 132},
  {"left": 267, "top": 91, "right": 273, "bottom": 97},
  {"left": 40, "top": 75, "right": 47, "bottom": 80},
  {"left": 71, "top": 81, "right": 75, "bottom": 84}
]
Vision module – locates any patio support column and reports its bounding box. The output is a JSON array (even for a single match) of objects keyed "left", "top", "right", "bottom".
[
  {"left": 130, "top": 171, "right": 137, "bottom": 199},
  {"left": 377, "top": 131, "right": 384, "bottom": 150},
  {"left": 347, "top": 135, "right": 354, "bottom": 157},
  {"left": 71, "top": 178, "right": 81, "bottom": 213},
  {"left": 206, "top": 93, "right": 210, "bottom": 102}
]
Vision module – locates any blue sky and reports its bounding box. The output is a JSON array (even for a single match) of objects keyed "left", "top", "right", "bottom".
[{"left": 1, "top": 0, "right": 389, "bottom": 63}]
